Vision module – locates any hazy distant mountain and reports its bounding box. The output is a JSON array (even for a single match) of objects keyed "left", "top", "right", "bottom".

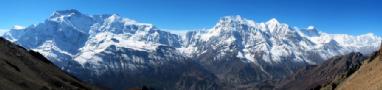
[
  {"left": 0, "top": 37, "right": 97, "bottom": 89},
  {"left": 3, "top": 9, "right": 381, "bottom": 89}
]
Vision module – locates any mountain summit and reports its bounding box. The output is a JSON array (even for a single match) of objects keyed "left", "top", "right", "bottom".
[
  {"left": 3, "top": 9, "right": 381, "bottom": 89},
  {"left": 51, "top": 9, "right": 82, "bottom": 17}
]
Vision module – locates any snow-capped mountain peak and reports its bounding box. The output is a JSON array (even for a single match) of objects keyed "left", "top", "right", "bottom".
[
  {"left": 49, "top": 9, "right": 84, "bottom": 21},
  {"left": 215, "top": 15, "right": 256, "bottom": 27},
  {"left": 218, "top": 15, "right": 244, "bottom": 23},
  {"left": 105, "top": 14, "right": 120, "bottom": 22},
  {"left": 200, "top": 15, "right": 255, "bottom": 41},
  {"left": 266, "top": 18, "right": 280, "bottom": 25},
  {"left": 265, "top": 18, "right": 289, "bottom": 33},
  {"left": 104, "top": 14, "right": 137, "bottom": 25},
  {"left": 52, "top": 9, "right": 82, "bottom": 17},
  {"left": 3, "top": 10, "right": 381, "bottom": 89},
  {"left": 307, "top": 26, "right": 315, "bottom": 30},
  {"left": 298, "top": 26, "right": 321, "bottom": 37},
  {"left": 46, "top": 9, "right": 95, "bottom": 34}
]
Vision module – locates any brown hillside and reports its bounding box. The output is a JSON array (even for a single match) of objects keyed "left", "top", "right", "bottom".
[
  {"left": 337, "top": 44, "right": 382, "bottom": 90},
  {"left": 275, "top": 52, "right": 366, "bottom": 90}
]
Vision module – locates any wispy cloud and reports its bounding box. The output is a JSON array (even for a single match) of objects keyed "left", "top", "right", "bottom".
[
  {"left": 12, "top": 25, "right": 26, "bottom": 29},
  {"left": 0, "top": 29, "right": 9, "bottom": 31},
  {"left": 0, "top": 29, "right": 9, "bottom": 36}
]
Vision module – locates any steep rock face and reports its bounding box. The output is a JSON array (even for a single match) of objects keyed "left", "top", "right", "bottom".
[
  {"left": 3, "top": 10, "right": 382, "bottom": 89},
  {"left": 275, "top": 52, "right": 366, "bottom": 90},
  {"left": 0, "top": 37, "right": 97, "bottom": 90}
]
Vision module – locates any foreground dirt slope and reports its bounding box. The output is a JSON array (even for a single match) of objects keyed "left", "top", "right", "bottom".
[
  {"left": 0, "top": 37, "right": 98, "bottom": 90},
  {"left": 274, "top": 52, "right": 365, "bottom": 90},
  {"left": 337, "top": 45, "right": 382, "bottom": 90}
]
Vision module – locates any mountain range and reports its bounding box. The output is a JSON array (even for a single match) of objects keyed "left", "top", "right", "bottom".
[{"left": 2, "top": 9, "right": 381, "bottom": 90}]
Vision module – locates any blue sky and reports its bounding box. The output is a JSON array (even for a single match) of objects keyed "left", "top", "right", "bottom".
[{"left": 0, "top": 0, "right": 381, "bottom": 35}]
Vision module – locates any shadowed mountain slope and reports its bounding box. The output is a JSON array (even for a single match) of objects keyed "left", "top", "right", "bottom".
[
  {"left": 276, "top": 44, "right": 382, "bottom": 90},
  {"left": 336, "top": 44, "right": 382, "bottom": 90},
  {"left": 0, "top": 37, "right": 97, "bottom": 90},
  {"left": 275, "top": 52, "right": 366, "bottom": 90}
]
